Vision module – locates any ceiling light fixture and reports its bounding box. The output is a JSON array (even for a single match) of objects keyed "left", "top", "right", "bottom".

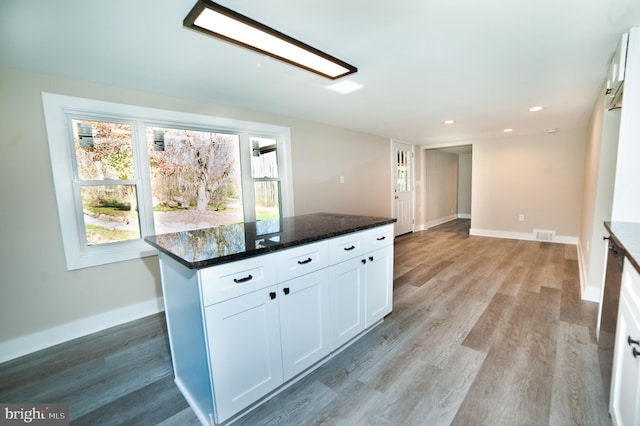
[
  {"left": 504, "top": 128, "right": 513, "bottom": 133},
  {"left": 184, "top": 0, "right": 357, "bottom": 79},
  {"left": 443, "top": 120, "right": 455, "bottom": 124},
  {"left": 529, "top": 106, "right": 544, "bottom": 112}
]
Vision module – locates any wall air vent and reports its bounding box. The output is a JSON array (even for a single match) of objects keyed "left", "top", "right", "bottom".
[{"left": 534, "top": 230, "right": 556, "bottom": 242}]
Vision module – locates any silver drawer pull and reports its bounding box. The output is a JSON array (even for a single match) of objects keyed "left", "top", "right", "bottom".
[
  {"left": 298, "top": 257, "right": 313, "bottom": 265},
  {"left": 376, "top": 236, "right": 386, "bottom": 241},
  {"left": 233, "top": 274, "right": 253, "bottom": 284},
  {"left": 344, "top": 245, "right": 356, "bottom": 251}
]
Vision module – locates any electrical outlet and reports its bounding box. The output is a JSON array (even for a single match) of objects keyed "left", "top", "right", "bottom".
[{"left": 518, "top": 214, "right": 525, "bottom": 221}]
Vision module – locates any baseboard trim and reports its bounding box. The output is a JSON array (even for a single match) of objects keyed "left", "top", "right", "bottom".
[
  {"left": 458, "top": 213, "right": 471, "bottom": 219},
  {"left": 425, "top": 215, "right": 458, "bottom": 230},
  {"left": 469, "top": 228, "right": 578, "bottom": 245},
  {"left": 0, "top": 297, "right": 164, "bottom": 364},
  {"left": 575, "top": 242, "right": 600, "bottom": 302}
]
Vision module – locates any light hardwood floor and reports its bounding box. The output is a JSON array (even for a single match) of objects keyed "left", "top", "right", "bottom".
[{"left": 0, "top": 220, "right": 612, "bottom": 425}]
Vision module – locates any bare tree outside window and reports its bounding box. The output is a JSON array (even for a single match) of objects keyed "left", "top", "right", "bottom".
[{"left": 147, "top": 128, "right": 243, "bottom": 234}]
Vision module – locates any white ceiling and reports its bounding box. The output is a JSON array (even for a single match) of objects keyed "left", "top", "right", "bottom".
[{"left": 2, "top": 0, "right": 639, "bottom": 146}]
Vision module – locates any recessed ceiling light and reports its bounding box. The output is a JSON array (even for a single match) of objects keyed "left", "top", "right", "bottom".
[
  {"left": 529, "top": 106, "right": 544, "bottom": 112},
  {"left": 325, "top": 80, "right": 363, "bottom": 94},
  {"left": 443, "top": 120, "right": 455, "bottom": 124},
  {"left": 503, "top": 128, "right": 513, "bottom": 133}
]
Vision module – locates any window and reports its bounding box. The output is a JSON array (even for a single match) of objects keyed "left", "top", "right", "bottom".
[
  {"left": 250, "top": 137, "right": 281, "bottom": 221},
  {"left": 72, "top": 119, "right": 142, "bottom": 245},
  {"left": 43, "top": 93, "right": 293, "bottom": 270}
]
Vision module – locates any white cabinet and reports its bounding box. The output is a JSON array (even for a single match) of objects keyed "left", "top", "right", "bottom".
[
  {"left": 158, "top": 223, "right": 394, "bottom": 425},
  {"left": 204, "top": 286, "right": 283, "bottom": 423},
  {"left": 610, "top": 260, "right": 640, "bottom": 426},
  {"left": 329, "top": 256, "right": 366, "bottom": 350},
  {"left": 365, "top": 245, "right": 394, "bottom": 327},
  {"left": 329, "top": 224, "right": 394, "bottom": 350},
  {"left": 279, "top": 268, "right": 330, "bottom": 380}
]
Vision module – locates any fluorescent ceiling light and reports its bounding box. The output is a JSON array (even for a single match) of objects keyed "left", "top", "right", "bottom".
[
  {"left": 326, "top": 81, "right": 363, "bottom": 94},
  {"left": 529, "top": 106, "right": 544, "bottom": 112},
  {"left": 443, "top": 120, "right": 455, "bottom": 124},
  {"left": 503, "top": 128, "right": 513, "bottom": 133},
  {"left": 184, "top": 0, "right": 357, "bottom": 79}
]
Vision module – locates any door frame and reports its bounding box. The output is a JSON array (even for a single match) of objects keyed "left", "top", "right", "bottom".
[{"left": 390, "top": 139, "right": 415, "bottom": 236}]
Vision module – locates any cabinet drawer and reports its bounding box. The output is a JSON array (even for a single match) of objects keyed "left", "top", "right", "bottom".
[
  {"left": 276, "top": 241, "right": 328, "bottom": 282},
  {"left": 200, "top": 256, "right": 277, "bottom": 306},
  {"left": 328, "top": 231, "right": 366, "bottom": 264},
  {"left": 366, "top": 225, "right": 394, "bottom": 252}
]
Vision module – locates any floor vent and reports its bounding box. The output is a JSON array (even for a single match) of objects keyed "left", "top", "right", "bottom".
[{"left": 534, "top": 230, "right": 556, "bottom": 242}]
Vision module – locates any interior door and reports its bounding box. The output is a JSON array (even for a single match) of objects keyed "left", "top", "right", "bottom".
[{"left": 393, "top": 141, "right": 414, "bottom": 236}]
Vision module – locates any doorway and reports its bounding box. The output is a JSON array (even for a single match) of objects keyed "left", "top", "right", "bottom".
[
  {"left": 423, "top": 145, "right": 472, "bottom": 230},
  {"left": 392, "top": 140, "right": 414, "bottom": 236}
]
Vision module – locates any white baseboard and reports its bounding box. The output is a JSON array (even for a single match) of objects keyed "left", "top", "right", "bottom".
[
  {"left": 415, "top": 214, "right": 470, "bottom": 232},
  {"left": 575, "top": 242, "right": 600, "bottom": 302},
  {"left": 425, "top": 214, "right": 458, "bottom": 230},
  {"left": 582, "top": 285, "right": 601, "bottom": 303},
  {"left": 469, "top": 228, "right": 578, "bottom": 245},
  {"left": 0, "top": 297, "right": 164, "bottom": 364}
]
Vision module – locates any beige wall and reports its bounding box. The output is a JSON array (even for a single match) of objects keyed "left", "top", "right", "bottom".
[
  {"left": 457, "top": 153, "right": 472, "bottom": 216},
  {"left": 291, "top": 122, "right": 391, "bottom": 216},
  {"left": 424, "top": 149, "right": 459, "bottom": 227},
  {"left": 470, "top": 128, "right": 586, "bottom": 239},
  {"left": 578, "top": 86, "right": 620, "bottom": 300},
  {"left": 0, "top": 67, "right": 391, "bottom": 353}
]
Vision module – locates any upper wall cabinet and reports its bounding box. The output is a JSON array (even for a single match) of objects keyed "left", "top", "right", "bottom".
[{"left": 607, "top": 32, "right": 629, "bottom": 110}]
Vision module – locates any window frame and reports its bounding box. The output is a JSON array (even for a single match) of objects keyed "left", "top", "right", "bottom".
[{"left": 42, "top": 93, "right": 294, "bottom": 270}]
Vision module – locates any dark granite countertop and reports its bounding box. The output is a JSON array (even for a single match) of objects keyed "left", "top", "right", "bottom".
[
  {"left": 604, "top": 222, "right": 640, "bottom": 274},
  {"left": 145, "top": 213, "right": 396, "bottom": 269}
]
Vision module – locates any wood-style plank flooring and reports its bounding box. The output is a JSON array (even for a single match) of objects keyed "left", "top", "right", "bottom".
[{"left": 0, "top": 220, "right": 612, "bottom": 425}]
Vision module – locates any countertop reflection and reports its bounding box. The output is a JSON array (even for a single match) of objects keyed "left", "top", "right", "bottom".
[{"left": 145, "top": 213, "right": 396, "bottom": 269}]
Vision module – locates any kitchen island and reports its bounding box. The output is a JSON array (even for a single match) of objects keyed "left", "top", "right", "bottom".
[{"left": 145, "top": 213, "right": 396, "bottom": 425}]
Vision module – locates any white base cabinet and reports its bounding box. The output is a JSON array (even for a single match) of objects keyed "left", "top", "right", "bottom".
[
  {"left": 365, "top": 245, "right": 394, "bottom": 327},
  {"left": 279, "top": 269, "right": 331, "bottom": 381},
  {"left": 204, "top": 285, "right": 283, "bottom": 423},
  {"left": 158, "top": 224, "right": 394, "bottom": 425},
  {"left": 329, "top": 257, "right": 366, "bottom": 350},
  {"left": 610, "top": 260, "right": 640, "bottom": 426}
]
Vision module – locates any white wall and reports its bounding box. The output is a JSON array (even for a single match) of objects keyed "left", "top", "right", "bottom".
[
  {"left": 470, "top": 128, "right": 586, "bottom": 242},
  {"left": 0, "top": 66, "right": 391, "bottom": 361}
]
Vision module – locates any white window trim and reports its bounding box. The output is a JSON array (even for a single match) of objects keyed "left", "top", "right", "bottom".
[{"left": 42, "top": 92, "right": 294, "bottom": 270}]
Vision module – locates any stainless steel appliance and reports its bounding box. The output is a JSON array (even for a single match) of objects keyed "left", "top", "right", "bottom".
[{"left": 598, "top": 235, "right": 625, "bottom": 404}]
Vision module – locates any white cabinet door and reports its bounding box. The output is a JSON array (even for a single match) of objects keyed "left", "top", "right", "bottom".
[
  {"left": 204, "top": 286, "right": 283, "bottom": 424},
  {"left": 329, "top": 257, "right": 366, "bottom": 351},
  {"left": 611, "top": 266, "right": 640, "bottom": 426},
  {"left": 365, "top": 245, "right": 394, "bottom": 328},
  {"left": 279, "top": 269, "right": 330, "bottom": 381},
  {"left": 611, "top": 293, "right": 640, "bottom": 425}
]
